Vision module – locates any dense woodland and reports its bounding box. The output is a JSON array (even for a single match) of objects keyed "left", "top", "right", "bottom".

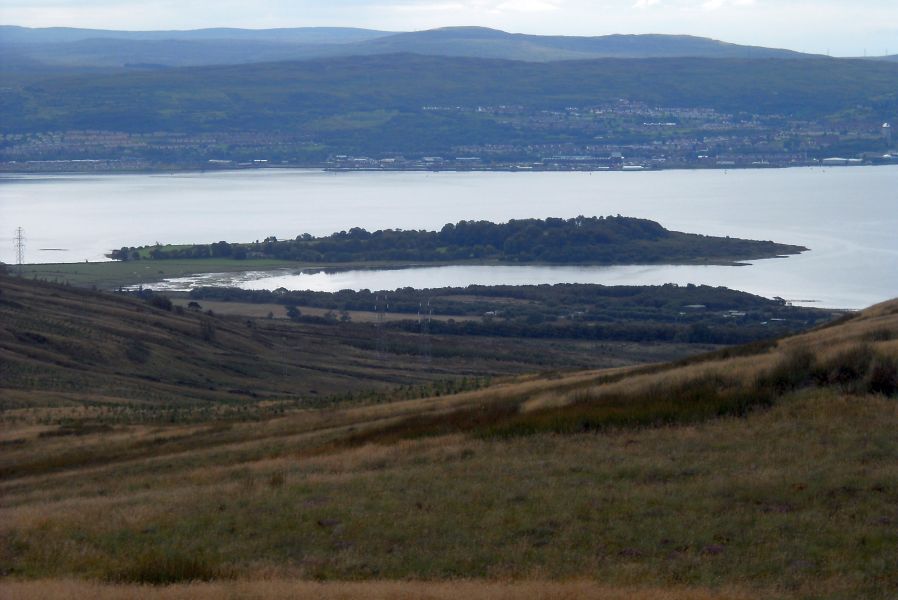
[
  {"left": 186, "top": 282, "right": 835, "bottom": 345},
  {"left": 112, "top": 216, "right": 805, "bottom": 264}
]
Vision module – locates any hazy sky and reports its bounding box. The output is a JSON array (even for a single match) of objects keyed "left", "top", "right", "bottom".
[{"left": 0, "top": 0, "right": 895, "bottom": 56}]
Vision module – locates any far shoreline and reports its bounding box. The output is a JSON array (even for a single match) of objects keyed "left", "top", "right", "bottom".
[
  {"left": 17, "top": 254, "right": 776, "bottom": 290},
  {"left": 2, "top": 162, "right": 897, "bottom": 178},
  {"left": 11, "top": 261, "right": 871, "bottom": 312}
]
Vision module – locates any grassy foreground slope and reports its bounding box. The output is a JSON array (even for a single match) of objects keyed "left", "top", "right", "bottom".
[{"left": 1, "top": 279, "right": 896, "bottom": 598}]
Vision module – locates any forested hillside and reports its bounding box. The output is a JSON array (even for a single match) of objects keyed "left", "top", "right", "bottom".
[{"left": 3, "top": 54, "right": 897, "bottom": 135}]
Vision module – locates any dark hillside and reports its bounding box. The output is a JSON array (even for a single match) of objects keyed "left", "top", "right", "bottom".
[
  {"left": 0, "top": 275, "right": 501, "bottom": 414},
  {"left": 0, "top": 275, "right": 742, "bottom": 420}
]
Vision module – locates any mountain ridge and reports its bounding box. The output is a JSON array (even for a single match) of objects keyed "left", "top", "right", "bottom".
[
  {"left": 0, "top": 25, "right": 392, "bottom": 44},
  {"left": 0, "top": 25, "right": 820, "bottom": 67}
]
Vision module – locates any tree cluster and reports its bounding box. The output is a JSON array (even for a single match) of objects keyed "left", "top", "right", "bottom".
[{"left": 112, "top": 216, "right": 803, "bottom": 264}]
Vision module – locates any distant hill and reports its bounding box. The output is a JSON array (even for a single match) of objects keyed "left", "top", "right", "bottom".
[
  {"left": 0, "top": 25, "right": 391, "bottom": 45},
  {"left": 0, "top": 25, "right": 394, "bottom": 69},
  {"left": 856, "top": 54, "right": 898, "bottom": 63},
  {"left": 3, "top": 53, "right": 896, "bottom": 138},
  {"left": 355, "top": 27, "right": 811, "bottom": 62},
  {"left": 0, "top": 25, "right": 816, "bottom": 67},
  {"left": 0, "top": 37, "right": 344, "bottom": 68}
]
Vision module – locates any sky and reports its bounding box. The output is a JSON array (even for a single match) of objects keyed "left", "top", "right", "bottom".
[{"left": 0, "top": 0, "right": 895, "bottom": 57}]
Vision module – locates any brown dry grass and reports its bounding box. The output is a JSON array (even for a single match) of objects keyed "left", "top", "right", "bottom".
[
  {"left": 1, "top": 299, "right": 896, "bottom": 599},
  {"left": 0, "top": 579, "right": 759, "bottom": 600},
  {"left": 509, "top": 297, "right": 898, "bottom": 420},
  {"left": 3, "top": 389, "right": 896, "bottom": 597}
]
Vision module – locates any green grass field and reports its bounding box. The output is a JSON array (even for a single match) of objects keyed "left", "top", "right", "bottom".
[
  {"left": 19, "top": 259, "right": 298, "bottom": 289},
  {"left": 18, "top": 258, "right": 503, "bottom": 289}
]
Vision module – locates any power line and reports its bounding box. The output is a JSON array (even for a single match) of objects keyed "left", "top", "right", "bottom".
[{"left": 14, "top": 227, "right": 25, "bottom": 275}]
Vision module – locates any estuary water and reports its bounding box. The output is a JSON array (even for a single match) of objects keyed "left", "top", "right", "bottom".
[{"left": 1, "top": 167, "right": 896, "bottom": 308}]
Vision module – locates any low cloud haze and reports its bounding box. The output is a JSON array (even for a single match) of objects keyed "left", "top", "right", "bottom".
[{"left": 0, "top": 0, "right": 894, "bottom": 56}]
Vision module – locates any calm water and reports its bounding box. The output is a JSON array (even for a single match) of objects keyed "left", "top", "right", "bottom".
[{"left": 1, "top": 167, "right": 896, "bottom": 308}]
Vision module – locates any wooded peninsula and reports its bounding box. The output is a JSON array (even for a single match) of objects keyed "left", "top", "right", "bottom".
[{"left": 109, "top": 216, "right": 806, "bottom": 265}]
